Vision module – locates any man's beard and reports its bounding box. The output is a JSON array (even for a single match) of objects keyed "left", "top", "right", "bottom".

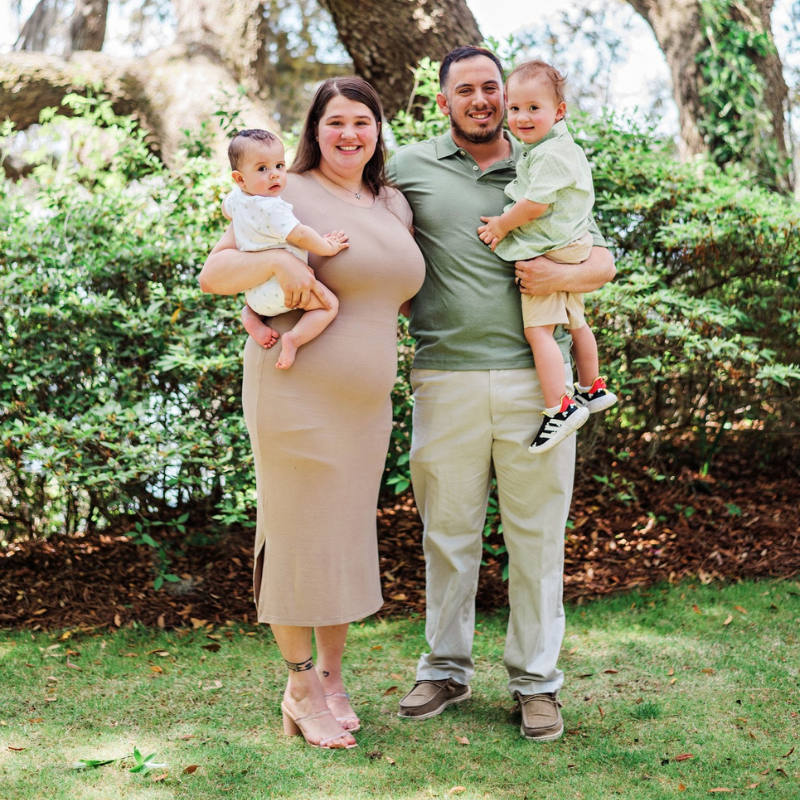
[{"left": 450, "top": 113, "right": 504, "bottom": 145}]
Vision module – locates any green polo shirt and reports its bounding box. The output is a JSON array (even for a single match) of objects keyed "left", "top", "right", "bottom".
[{"left": 387, "top": 130, "right": 606, "bottom": 371}]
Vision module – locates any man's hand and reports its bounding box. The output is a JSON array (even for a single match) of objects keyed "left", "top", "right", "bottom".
[
  {"left": 515, "top": 247, "right": 616, "bottom": 296},
  {"left": 478, "top": 216, "right": 508, "bottom": 251},
  {"left": 273, "top": 257, "right": 331, "bottom": 310}
]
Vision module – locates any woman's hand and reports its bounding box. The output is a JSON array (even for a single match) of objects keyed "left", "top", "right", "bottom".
[
  {"left": 199, "top": 224, "right": 331, "bottom": 310},
  {"left": 272, "top": 256, "right": 331, "bottom": 310}
]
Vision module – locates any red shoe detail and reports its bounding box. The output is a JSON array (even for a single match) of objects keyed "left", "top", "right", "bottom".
[
  {"left": 558, "top": 395, "right": 572, "bottom": 413},
  {"left": 589, "top": 377, "right": 607, "bottom": 393}
]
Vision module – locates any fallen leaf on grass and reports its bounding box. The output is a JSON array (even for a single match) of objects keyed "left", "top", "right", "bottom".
[
  {"left": 114, "top": 614, "right": 122, "bottom": 627},
  {"left": 668, "top": 668, "right": 674, "bottom": 676},
  {"left": 147, "top": 649, "right": 169, "bottom": 657},
  {"left": 723, "top": 615, "right": 733, "bottom": 626},
  {"left": 157, "top": 615, "right": 165, "bottom": 629},
  {"left": 603, "top": 669, "right": 619, "bottom": 674},
  {"left": 455, "top": 736, "right": 469, "bottom": 745},
  {"left": 598, "top": 706, "right": 604, "bottom": 718},
  {"left": 568, "top": 647, "right": 578, "bottom": 655},
  {"left": 746, "top": 783, "right": 759, "bottom": 789},
  {"left": 734, "top": 605, "right": 748, "bottom": 615},
  {"left": 701, "top": 668, "right": 715, "bottom": 675},
  {"left": 202, "top": 680, "right": 223, "bottom": 691},
  {"left": 371, "top": 645, "right": 383, "bottom": 651},
  {"left": 782, "top": 746, "right": 795, "bottom": 758},
  {"left": 776, "top": 768, "right": 789, "bottom": 778},
  {"left": 448, "top": 788, "right": 466, "bottom": 795},
  {"left": 151, "top": 773, "right": 168, "bottom": 782},
  {"left": 183, "top": 765, "right": 199, "bottom": 774},
  {"left": 692, "top": 605, "right": 702, "bottom": 614},
  {"left": 383, "top": 686, "right": 397, "bottom": 696},
  {"left": 678, "top": 784, "right": 686, "bottom": 791},
  {"left": 390, "top": 673, "right": 403, "bottom": 680},
  {"left": 201, "top": 644, "right": 221, "bottom": 653},
  {"left": 190, "top": 618, "right": 208, "bottom": 630},
  {"left": 28, "top": 718, "right": 43, "bottom": 723},
  {"left": 179, "top": 736, "right": 196, "bottom": 741},
  {"left": 708, "top": 789, "right": 733, "bottom": 793},
  {"left": 122, "top": 652, "right": 138, "bottom": 658},
  {"left": 67, "top": 660, "right": 82, "bottom": 670},
  {"left": 675, "top": 753, "right": 693, "bottom": 762},
  {"left": 150, "top": 665, "right": 164, "bottom": 674},
  {"left": 385, "top": 756, "right": 395, "bottom": 765},
  {"left": 8, "top": 747, "right": 25, "bottom": 751},
  {"left": 670, "top": 678, "right": 677, "bottom": 685}
]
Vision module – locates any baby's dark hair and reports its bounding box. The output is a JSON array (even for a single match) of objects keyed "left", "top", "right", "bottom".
[
  {"left": 506, "top": 60, "right": 567, "bottom": 106},
  {"left": 228, "top": 129, "right": 281, "bottom": 171}
]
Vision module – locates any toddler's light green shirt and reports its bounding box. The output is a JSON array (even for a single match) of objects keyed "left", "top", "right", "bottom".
[{"left": 495, "top": 120, "right": 594, "bottom": 263}]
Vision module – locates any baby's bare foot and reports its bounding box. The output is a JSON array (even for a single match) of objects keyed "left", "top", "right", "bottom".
[
  {"left": 241, "top": 306, "right": 278, "bottom": 348},
  {"left": 276, "top": 333, "right": 298, "bottom": 369}
]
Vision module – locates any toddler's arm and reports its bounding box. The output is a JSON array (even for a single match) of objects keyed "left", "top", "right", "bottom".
[
  {"left": 478, "top": 199, "right": 549, "bottom": 251},
  {"left": 286, "top": 224, "right": 349, "bottom": 257}
]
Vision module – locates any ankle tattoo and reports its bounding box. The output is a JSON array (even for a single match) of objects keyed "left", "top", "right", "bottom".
[{"left": 284, "top": 657, "right": 314, "bottom": 672}]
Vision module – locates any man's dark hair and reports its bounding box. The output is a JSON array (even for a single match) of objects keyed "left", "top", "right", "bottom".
[
  {"left": 228, "top": 129, "right": 280, "bottom": 171},
  {"left": 439, "top": 46, "right": 504, "bottom": 91}
]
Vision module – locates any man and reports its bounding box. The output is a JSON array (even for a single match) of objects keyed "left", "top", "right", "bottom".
[{"left": 387, "top": 46, "right": 615, "bottom": 741}]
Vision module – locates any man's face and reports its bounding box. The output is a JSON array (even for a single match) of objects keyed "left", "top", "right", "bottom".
[{"left": 437, "top": 56, "right": 505, "bottom": 146}]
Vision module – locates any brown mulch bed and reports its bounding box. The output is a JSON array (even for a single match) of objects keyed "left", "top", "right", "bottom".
[{"left": 1, "top": 444, "right": 798, "bottom": 631}]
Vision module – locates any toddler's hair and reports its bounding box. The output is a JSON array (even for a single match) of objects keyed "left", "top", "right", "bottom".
[
  {"left": 505, "top": 60, "right": 567, "bottom": 106},
  {"left": 228, "top": 129, "right": 280, "bottom": 171}
]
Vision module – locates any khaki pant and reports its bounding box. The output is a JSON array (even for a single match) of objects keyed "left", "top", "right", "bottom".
[
  {"left": 410, "top": 367, "right": 575, "bottom": 696},
  {"left": 521, "top": 231, "right": 594, "bottom": 329}
]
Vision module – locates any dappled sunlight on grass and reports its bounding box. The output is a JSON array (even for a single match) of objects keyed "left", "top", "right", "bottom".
[{"left": 2, "top": 580, "right": 798, "bottom": 799}]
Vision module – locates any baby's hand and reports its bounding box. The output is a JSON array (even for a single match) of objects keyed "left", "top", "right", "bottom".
[
  {"left": 324, "top": 230, "right": 350, "bottom": 255},
  {"left": 477, "top": 216, "right": 507, "bottom": 252}
]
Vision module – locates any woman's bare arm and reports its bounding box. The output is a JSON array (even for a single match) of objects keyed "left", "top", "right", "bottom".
[
  {"left": 515, "top": 246, "right": 616, "bottom": 296},
  {"left": 198, "top": 223, "right": 331, "bottom": 309}
]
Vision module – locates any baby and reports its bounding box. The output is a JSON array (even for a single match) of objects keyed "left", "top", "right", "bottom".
[
  {"left": 478, "top": 60, "right": 617, "bottom": 454},
  {"left": 223, "top": 129, "right": 346, "bottom": 369}
]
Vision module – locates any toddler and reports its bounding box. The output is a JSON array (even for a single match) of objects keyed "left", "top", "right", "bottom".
[
  {"left": 478, "top": 61, "right": 617, "bottom": 454},
  {"left": 223, "top": 129, "right": 346, "bottom": 369}
]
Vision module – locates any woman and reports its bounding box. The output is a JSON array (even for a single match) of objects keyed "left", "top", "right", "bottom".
[{"left": 199, "top": 78, "right": 425, "bottom": 749}]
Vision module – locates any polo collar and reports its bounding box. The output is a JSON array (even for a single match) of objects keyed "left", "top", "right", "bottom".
[{"left": 434, "top": 130, "right": 521, "bottom": 166}]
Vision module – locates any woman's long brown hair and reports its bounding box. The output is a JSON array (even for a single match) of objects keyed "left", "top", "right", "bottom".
[{"left": 289, "top": 77, "right": 388, "bottom": 197}]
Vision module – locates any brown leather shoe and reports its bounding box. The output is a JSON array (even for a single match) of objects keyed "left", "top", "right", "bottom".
[
  {"left": 515, "top": 692, "right": 564, "bottom": 742},
  {"left": 397, "top": 678, "right": 472, "bottom": 720}
]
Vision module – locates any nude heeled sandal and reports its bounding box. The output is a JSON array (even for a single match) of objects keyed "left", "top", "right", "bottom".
[
  {"left": 281, "top": 703, "right": 357, "bottom": 749},
  {"left": 324, "top": 691, "right": 361, "bottom": 732}
]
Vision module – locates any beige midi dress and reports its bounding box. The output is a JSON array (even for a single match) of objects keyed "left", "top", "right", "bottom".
[{"left": 242, "top": 172, "right": 425, "bottom": 626}]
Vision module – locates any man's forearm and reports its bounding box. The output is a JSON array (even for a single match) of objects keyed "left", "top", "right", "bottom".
[{"left": 516, "top": 247, "right": 616, "bottom": 296}]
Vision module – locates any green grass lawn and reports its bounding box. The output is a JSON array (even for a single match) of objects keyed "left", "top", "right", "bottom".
[{"left": 1, "top": 579, "right": 798, "bottom": 800}]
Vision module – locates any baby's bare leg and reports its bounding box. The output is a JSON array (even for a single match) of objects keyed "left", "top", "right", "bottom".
[
  {"left": 241, "top": 305, "right": 279, "bottom": 349},
  {"left": 525, "top": 325, "right": 570, "bottom": 408},
  {"left": 276, "top": 284, "right": 339, "bottom": 369},
  {"left": 569, "top": 324, "right": 600, "bottom": 387}
]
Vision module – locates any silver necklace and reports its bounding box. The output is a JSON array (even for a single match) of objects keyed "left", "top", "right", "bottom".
[{"left": 322, "top": 171, "right": 363, "bottom": 199}]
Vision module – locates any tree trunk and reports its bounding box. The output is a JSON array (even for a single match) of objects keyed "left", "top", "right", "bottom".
[
  {"left": 70, "top": 0, "right": 109, "bottom": 53},
  {"left": 319, "top": 0, "right": 483, "bottom": 117},
  {"left": 626, "top": 0, "right": 793, "bottom": 192},
  {"left": 14, "top": 0, "right": 64, "bottom": 52}
]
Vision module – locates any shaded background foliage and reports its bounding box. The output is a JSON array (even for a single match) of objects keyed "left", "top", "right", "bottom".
[{"left": 1, "top": 61, "right": 799, "bottom": 567}]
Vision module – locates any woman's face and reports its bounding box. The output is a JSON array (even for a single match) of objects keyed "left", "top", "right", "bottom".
[{"left": 316, "top": 95, "right": 380, "bottom": 177}]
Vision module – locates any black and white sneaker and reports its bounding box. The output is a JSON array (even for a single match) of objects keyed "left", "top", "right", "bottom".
[
  {"left": 529, "top": 396, "right": 589, "bottom": 454},
  {"left": 572, "top": 376, "right": 618, "bottom": 414}
]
